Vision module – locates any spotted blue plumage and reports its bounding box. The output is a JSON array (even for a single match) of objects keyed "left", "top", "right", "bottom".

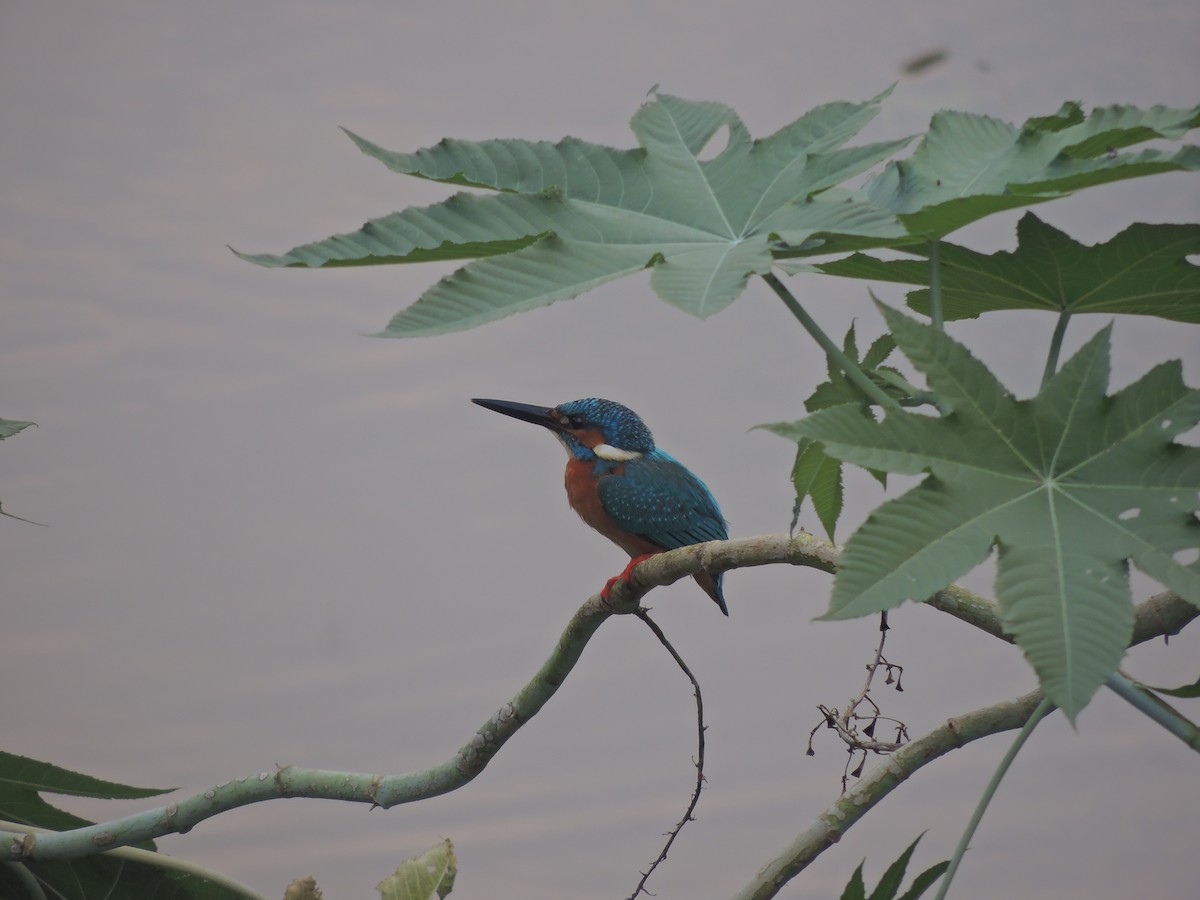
[
  {"left": 471, "top": 395, "right": 731, "bottom": 615},
  {"left": 597, "top": 450, "right": 728, "bottom": 552}
]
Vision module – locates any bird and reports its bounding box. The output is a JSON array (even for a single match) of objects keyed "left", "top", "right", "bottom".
[{"left": 472, "top": 397, "right": 729, "bottom": 615}]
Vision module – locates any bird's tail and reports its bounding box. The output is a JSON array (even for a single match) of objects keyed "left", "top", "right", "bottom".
[{"left": 695, "top": 571, "right": 729, "bottom": 616}]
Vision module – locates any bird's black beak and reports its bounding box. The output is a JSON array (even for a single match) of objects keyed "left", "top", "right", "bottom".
[{"left": 472, "top": 398, "right": 565, "bottom": 433}]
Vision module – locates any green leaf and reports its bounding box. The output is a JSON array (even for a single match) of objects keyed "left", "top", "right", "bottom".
[
  {"left": 755, "top": 421, "right": 848, "bottom": 539},
  {"left": 840, "top": 861, "right": 869, "bottom": 900},
  {"left": 869, "top": 836, "right": 920, "bottom": 899},
  {"left": 865, "top": 101, "right": 1200, "bottom": 236},
  {"left": 239, "top": 91, "right": 909, "bottom": 335},
  {"left": 377, "top": 839, "right": 456, "bottom": 900},
  {"left": 0, "top": 750, "right": 167, "bottom": 847},
  {"left": 1138, "top": 674, "right": 1200, "bottom": 699},
  {"left": 379, "top": 234, "right": 657, "bottom": 337},
  {"left": 862, "top": 332, "right": 898, "bottom": 369},
  {"left": 794, "top": 309, "right": 1200, "bottom": 720},
  {"left": 839, "top": 834, "right": 947, "bottom": 900},
  {"left": 0, "top": 418, "right": 35, "bottom": 440},
  {"left": 756, "top": 324, "right": 894, "bottom": 539},
  {"left": 0, "top": 861, "right": 254, "bottom": 900},
  {"left": 817, "top": 215, "right": 1200, "bottom": 323},
  {"left": 791, "top": 437, "right": 844, "bottom": 541},
  {"left": 0, "top": 752, "right": 250, "bottom": 900},
  {"left": 804, "top": 322, "right": 907, "bottom": 415},
  {"left": 897, "top": 862, "right": 952, "bottom": 900},
  {"left": 0, "top": 753, "right": 171, "bottom": 811}
]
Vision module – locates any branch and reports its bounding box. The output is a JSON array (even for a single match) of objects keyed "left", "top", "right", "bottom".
[
  {"left": 716, "top": 578, "right": 1196, "bottom": 900},
  {"left": 734, "top": 689, "right": 1046, "bottom": 900},
  {"left": 2, "top": 590, "right": 630, "bottom": 862},
  {"left": 0, "top": 820, "right": 266, "bottom": 899},
  {"left": 614, "top": 534, "right": 1198, "bottom": 649},
  {"left": 2, "top": 535, "right": 832, "bottom": 863},
  {"left": 3, "top": 534, "right": 1193, "bottom": 864}
]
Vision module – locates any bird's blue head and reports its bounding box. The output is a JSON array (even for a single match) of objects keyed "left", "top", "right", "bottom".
[{"left": 472, "top": 397, "right": 655, "bottom": 461}]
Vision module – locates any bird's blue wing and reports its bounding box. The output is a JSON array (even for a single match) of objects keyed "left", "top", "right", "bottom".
[{"left": 597, "top": 450, "right": 727, "bottom": 551}]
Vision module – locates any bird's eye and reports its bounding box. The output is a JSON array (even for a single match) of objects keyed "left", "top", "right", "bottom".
[{"left": 567, "top": 416, "right": 585, "bottom": 429}]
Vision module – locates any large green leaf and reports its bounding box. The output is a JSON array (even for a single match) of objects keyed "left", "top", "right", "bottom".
[
  {"left": 0, "top": 751, "right": 168, "bottom": 827},
  {"left": 238, "top": 91, "right": 910, "bottom": 335},
  {"left": 793, "top": 309, "right": 1200, "bottom": 720},
  {"left": 865, "top": 101, "right": 1200, "bottom": 236},
  {"left": 0, "top": 861, "right": 248, "bottom": 900},
  {"left": 816, "top": 214, "right": 1200, "bottom": 322},
  {"left": 0, "top": 752, "right": 246, "bottom": 899}
]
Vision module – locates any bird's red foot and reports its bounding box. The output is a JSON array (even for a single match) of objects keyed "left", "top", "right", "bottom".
[{"left": 600, "top": 553, "right": 657, "bottom": 601}]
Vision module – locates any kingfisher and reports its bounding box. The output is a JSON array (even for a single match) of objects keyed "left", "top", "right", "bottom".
[{"left": 472, "top": 397, "right": 729, "bottom": 615}]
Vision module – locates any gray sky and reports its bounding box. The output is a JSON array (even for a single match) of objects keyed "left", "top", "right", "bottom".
[{"left": 2, "top": 1, "right": 1198, "bottom": 897}]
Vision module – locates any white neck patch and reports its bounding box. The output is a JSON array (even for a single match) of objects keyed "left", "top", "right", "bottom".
[{"left": 594, "top": 443, "right": 643, "bottom": 461}]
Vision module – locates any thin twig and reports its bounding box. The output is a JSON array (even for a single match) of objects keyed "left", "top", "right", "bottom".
[
  {"left": 813, "top": 611, "right": 909, "bottom": 787},
  {"left": 841, "top": 612, "right": 904, "bottom": 737},
  {"left": 4, "top": 536, "right": 1194, "bottom": 865},
  {"left": 734, "top": 689, "right": 1049, "bottom": 900},
  {"left": 627, "top": 608, "right": 707, "bottom": 900}
]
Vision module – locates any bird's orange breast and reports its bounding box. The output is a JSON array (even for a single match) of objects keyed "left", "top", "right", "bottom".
[{"left": 564, "top": 457, "right": 662, "bottom": 558}]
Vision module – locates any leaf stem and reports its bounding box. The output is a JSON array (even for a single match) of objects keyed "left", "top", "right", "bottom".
[
  {"left": 1040, "top": 309, "right": 1072, "bottom": 388},
  {"left": 1105, "top": 671, "right": 1200, "bottom": 751},
  {"left": 928, "top": 239, "right": 943, "bottom": 330},
  {"left": 762, "top": 272, "right": 900, "bottom": 410},
  {"left": 933, "top": 697, "right": 1056, "bottom": 900}
]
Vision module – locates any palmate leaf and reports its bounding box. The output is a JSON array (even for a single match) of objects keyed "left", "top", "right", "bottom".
[
  {"left": 864, "top": 101, "right": 1200, "bottom": 236},
  {"left": 816, "top": 214, "right": 1200, "bottom": 322},
  {"left": 237, "top": 91, "right": 910, "bottom": 335},
  {"left": 794, "top": 307, "right": 1200, "bottom": 720},
  {"left": 0, "top": 751, "right": 169, "bottom": 822},
  {"left": 0, "top": 752, "right": 247, "bottom": 899}
]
